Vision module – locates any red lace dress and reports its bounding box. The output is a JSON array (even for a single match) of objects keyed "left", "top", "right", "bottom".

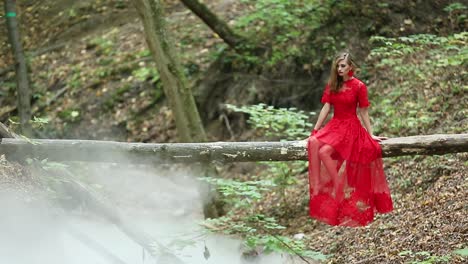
[{"left": 307, "top": 78, "right": 393, "bottom": 226}]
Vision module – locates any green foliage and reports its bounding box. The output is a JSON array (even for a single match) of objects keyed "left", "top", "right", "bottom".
[
  {"left": 369, "top": 33, "right": 467, "bottom": 67},
  {"left": 93, "top": 66, "right": 113, "bottom": 78},
  {"left": 7, "top": 116, "right": 49, "bottom": 134},
  {"left": 453, "top": 248, "right": 468, "bottom": 257},
  {"left": 204, "top": 214, "right": 328, "bottom": 261},
  {"left": 2, "top": 81, "right": 16, "bottom": 92},
  {"left": 226, "top": 103, "right": 314, "bottom": 140},
  {"left": 226, "top": 103, "right": 312, "bottom": 200},
  {"left": 233, "top": 0, "right": 334, "bottom": 68},
  {"left": 245, "top": 234, "right": 328, "bottom": 261},
  {"left": 67, "top": 8, "right": 77, "bottom": 19},
  {"left": 202, "top": 104, "right": 324, "bottom": 260},
  {"left": 114, "top": 0, "right": 127, "bottom": 9},
  {"left": 367, "top": 32, "right": 467, "bottom": 136},
  {"left": 444, "top": 2, "right": 467, "bottom": 26},
  {"left": 200, "top": 177, "right": 275, "bottom": 210},
  {"left": 31, "top": 116, "right": 49, "bottom": 129},
  {"left": 260, "top": 161, "right": 300, "bottom": 186},
  {"left": 103, "top": 83, "right": 132, "bottom": 110},
  {"left": 135, "top": 49, "right": 152, "bottom": 58},
  {"left": 398, "top": 250, "right": 452, "bottom": 264},
  {"left": 307, "top": 35, "right": 342, "bottom": 69},
  {"left": 226, "top": 104, "right": 315, "bottom": 196},
  {"left": 132, "top": 66, "right": 160, "bottom": 83},
  {"left": 183, "top": 62, "right": 201, "bottom": 77},
  {"left": 97, "top": 57, "right": 115, "bottom": 66},
  {"left": 25, "top": 158, "right": 70, "bottom": 201},
  {"left": 443, "top": 2, "right": 467, "bottom": 12},
  {"left": 68, "top": 66, "right": 83, "bottom": 89},
  {"left": 224, "top": 103, "right": 312, "bottom": 207},
  {"left": 26, "top": 158, "right": 68, "bottom": 171},
  {"left": 89, "top": 37, "right": 116, "bottom": 56},
  {"left": 58, "top": 109, "right": 81, "bottom": 123},
  {"left": 259, "top": 160, "right": 306, "bottom": 200},
  {"left": 206, "top": 214, "right": 286, "bottom": 234}
]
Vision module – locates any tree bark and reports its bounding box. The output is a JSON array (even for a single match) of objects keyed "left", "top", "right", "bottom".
[
  {"left": 132, "top": 0, "right": 224, "bottom": 218},
  {"left": 179, "top": 0, "right": 245, "bottom": 49},
  {"left": 0, "top": 121, "right": 20, "bottom": 139},
  {"left": 1, "top": 134, "right": 466, "bottom": 163},
  {"left": 3, "top": 0, "right": 32, "bottom": 136},
  {"left": 132, "top": 0, "right": 206, "bottom": 143}
]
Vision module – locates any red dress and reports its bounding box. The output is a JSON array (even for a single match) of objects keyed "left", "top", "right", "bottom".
[{"left": 307, "top": 78, "right": 393, "bottom": 226}]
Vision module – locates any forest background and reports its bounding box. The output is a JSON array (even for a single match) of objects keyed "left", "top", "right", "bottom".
[{"left": 0, "top": 0, "right": 466, "bottom": 263}]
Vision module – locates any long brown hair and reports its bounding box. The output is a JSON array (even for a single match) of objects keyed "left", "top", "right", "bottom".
[{"left": 328, "top": 52, "right": 358, "bottom": 93}]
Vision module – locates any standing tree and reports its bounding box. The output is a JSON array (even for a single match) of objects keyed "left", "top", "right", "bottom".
[
  {"left": 3, "top": 0, "right": 32, "bottom": 136},
  {"left": 179, "top": 0, "right": 247, "bottom": 50},
  {"left": 133, "top": 0, "right": 206, "bottom": 143},
  {"left": 132, "top": 0, "right": 223, "bottom": 218}
]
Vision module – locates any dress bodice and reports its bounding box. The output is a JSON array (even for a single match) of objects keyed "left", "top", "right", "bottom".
[{"left": 321, "top": 78, "right": 370, "bottom": 119}]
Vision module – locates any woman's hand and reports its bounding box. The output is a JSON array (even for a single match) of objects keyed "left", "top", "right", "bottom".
[
  {"left": 307, "top": 129, "right": 319, "bottom": 137},
  {"left": 303, "top": 129, "right": 318, "bottom": 143},
  {"left": 372, "top": 135, "right": 388, "bottom": 142}
]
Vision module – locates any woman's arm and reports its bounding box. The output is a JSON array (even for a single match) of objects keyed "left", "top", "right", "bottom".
[
  {"left": 358, "top": 107, "right": 372, "bottom": 135},
  {"left": 358, "top": 107, "right": 387, "bottom": 141},
  {"left": 314, "top": 103, "right": 331, "bottom": 131}
]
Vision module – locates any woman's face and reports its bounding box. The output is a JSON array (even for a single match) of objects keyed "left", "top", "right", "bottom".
[{"left": 336, "top": 59, "right": 352, "bottom": 77}]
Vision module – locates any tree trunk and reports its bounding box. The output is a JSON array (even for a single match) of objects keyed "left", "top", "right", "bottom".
[
  {"left": 132, "top": 0, "right": 206, "bottom": 143},
  {"left": 1, "top": 134, "right": 466, "bottom": 163},
  {"left": 3, "top": 0, "right": 32, "bottom": 136},
  {"left": 179, "top": 0, "right": 245, "bottom": 49},
  {"left": 132, "top": 0, "right": 223, "bottom": 218}
]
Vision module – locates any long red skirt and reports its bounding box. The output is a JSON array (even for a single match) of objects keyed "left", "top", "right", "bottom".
[{"left": 307, "top": 118, "right": 393, "bottom": 227}]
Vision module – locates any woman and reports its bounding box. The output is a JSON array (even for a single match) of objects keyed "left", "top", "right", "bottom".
[{"left": 307, "top": 52, "right": 393, "bottom": 227}]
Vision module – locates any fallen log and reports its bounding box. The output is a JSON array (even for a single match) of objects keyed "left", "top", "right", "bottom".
[
  {"left": 1, "top": 134, "right": 466, "bottom": 164},
  {"left": 0, "top": 122, "right": 20, "bottom": 139}
]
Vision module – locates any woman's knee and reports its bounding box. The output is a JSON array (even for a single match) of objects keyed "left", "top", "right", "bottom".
[
  {"left": 308, "top": 136, "right": 320, "bottom": 148},
  {"left": 318, "top": 145, "right": 334, "bottom": 159}
]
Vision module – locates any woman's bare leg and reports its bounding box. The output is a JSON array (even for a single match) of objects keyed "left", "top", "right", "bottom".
[
  {"left": 308, "top": 136, "right": 323, "bottom": 196},
  {"left": 319, "top": 144, "right": 344, "bottom": 201}
]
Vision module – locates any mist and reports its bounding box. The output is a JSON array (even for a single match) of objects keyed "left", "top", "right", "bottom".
[{"left": 0, "top": 151, "right": 306, "bottom": 264}]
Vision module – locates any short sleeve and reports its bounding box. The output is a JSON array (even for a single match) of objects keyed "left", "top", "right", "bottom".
[
  {"left": 358, "top": 81, "right": 370, "bottom": 107},
  {"left": 321, "top": 84, "right": 331, "bottom": 104}
]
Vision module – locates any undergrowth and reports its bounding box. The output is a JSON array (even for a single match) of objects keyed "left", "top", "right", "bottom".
[
  {"left": 366, "top": 32, "right": 467, "bottom": 136},
  {"left": 201, "top": 105, "right": 324, "bottom": 261}
]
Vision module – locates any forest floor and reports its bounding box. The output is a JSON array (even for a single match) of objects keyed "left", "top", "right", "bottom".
[
  {"left": 252, "top": 153, "right": 467, "bottom": 263},
  {"left": 0, "top": 0, "right": 467, "bottom": 263}
]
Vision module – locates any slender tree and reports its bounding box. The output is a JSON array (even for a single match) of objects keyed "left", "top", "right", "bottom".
[
  {"left": 132, "top": 0, "right": 223, "bottom": 218},
  {"left": 133, "top": 0, "right": 206, "bottom": 143},
  {"left": 179, "top": 0, "right": 247, "bottom": 50},
  {"left": 3, "top": 0, "right": 32, "bottom": 136}
]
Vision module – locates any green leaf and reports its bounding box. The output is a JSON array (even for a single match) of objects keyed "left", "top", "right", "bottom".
[
  {"left": 398, "top": 250, "right": 413, "bottom": 256},
  {"left": 453, "top": 248, "right": 468, "bottom": 256},
  {"left": 303, "top": 250, "right": 329, "bottom": 260}
]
